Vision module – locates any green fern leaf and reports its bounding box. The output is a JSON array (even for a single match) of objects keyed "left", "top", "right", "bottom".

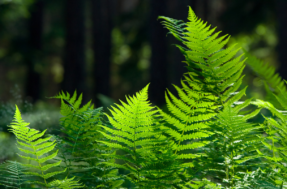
[
  {"left": 159, "top": 7, "right": 250, "bottom": 109},
  {"left": 48, "top": 177, "right": 84, "bottom": 189},
  {"left": 52, "top": 91, "right": 124, "bottom": 188},
  {"left": 99, "top": 84, "right": 181, "bottom": 188},
  {"left": 158, "top": 7, "right": 264, "bottom": 187},
  {"left": 202, "top": 106, "right": 265, "bottom": 187},
  {"left": 8, "top": 105, "right": 66, "bottom": 187},
  {"left": 0, "top": 160, "right": 28, "bottom": 188},
  {"left": 252, "top": 98, "right": 287, "bottom": 185},
  {"left": 245, "top": 52, "right": 287, "bottom": 96}
]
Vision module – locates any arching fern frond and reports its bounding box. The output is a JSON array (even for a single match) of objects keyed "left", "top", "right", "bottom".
[
  {"left": 158, "top": 7, "right": 263, "bottom": 186},
  {"left": 252, "top": 99, "right": 287, "bottom": 186},
  {"left": 0, "top": 160, "right": 28, "bottom": 188},
  {"left": 157, "top": 5, "right": 256, "bottom": 161},
  {"left": 51, "top": 91, "right": 123, "bottom": 188},
  {"left": 8, "top": 105, "right": 70, "bottom": 187},
  {"left": 51, "top": 91, "right": 94, "bottom": 116},
  {"left": 245, "top": 52, "right": 287, "bottom": 96},
  {"left": 159, "top": 7, "right": 247, "bottom": 107},
  {"left": 233, "top": 168, "right": 279, "bottom": 189},
  {"left": 98, "top": 84, "right": 181, "bottom": 188},
  {"left": 157, "top": 80, "right": 216, "bottom": 161},
  {"left": 48, "top": 177, "right": 84, "bottom": 189},
  {"left": 202, "top": 106, "right": 264, "bottom": 188}
]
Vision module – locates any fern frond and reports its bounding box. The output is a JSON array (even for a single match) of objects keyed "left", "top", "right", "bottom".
[
  {"left": 48, "top": 177, "right": 84, "bottom": 189},
  {"left": 245, "top": 52, "right": 287, "bottom": 96},
  {"left": 99, "top": 84, "right": 181, "bottom": 188},
  {"left": 249, "top": 98, "right": 287, "bottom": 187},
  {"left": 157, "top": 7, "right": 260, "bottom": 182},
  {"left": 0, "top": 160, "right": 28, "bottom": 188},
  {"left": 233, "top": 168, "right": 279, "bottom": 189},
  {"left": 159, "top": 7, "right": 249, "bottom": 108},
  {"left": 8, "top": 105, "right": 66, "bottom": 187},
  {"left": 157, "top": 7, "right": 265, "bottom": 187},
  {"left": 201, "top": 106, "right": 264, "bottom": 187},
  {"left": 51, "top": 91, "right": 93, "bottom": 116},
  {"left": 51, "top": 91, "right": 123, "bottom": 188}
]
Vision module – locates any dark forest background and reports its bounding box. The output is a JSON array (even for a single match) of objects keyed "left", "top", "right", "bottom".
[{"left": 0, "top": 0, "right": 286, "bottom": 109}]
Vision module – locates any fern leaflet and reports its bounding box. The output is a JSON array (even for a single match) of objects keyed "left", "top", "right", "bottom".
[
  {"left": 51, "top": 91, "right": 123, "bottom": 188},
  {"left": 99, "top": 84, "right": 181, "bottom": 188},
  {"left": 8, "top": 105, "right": 83, "bottom": 188}
]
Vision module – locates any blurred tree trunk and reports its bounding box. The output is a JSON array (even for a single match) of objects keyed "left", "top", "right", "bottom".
[
  {"left": 149, "top": 0, "right": 168, "bottom": 106},
  {"left": 91, "top": 0, "right": 112, "bottom": 106},
  {"left": 192, "top": 0, "right": 208, "bottom": 21},
  {"left": 168, "top": 0, "right": 191, "bottom": 89},
  {"left": 25, "top": 0, "right": 44, "bottom": 103},
  {"left": 190, "top": 0, "right": 198, "bottom": 9},
  {"left": 276, "top": 0, "right": 287, "bottom": 80},
  {"left": 62, "top": 0, "right": 86, "bottom": 97}
]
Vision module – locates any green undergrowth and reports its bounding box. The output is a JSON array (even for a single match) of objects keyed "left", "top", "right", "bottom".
[{"left": 1, "top": 7, "right": 287, "bottom": 189}]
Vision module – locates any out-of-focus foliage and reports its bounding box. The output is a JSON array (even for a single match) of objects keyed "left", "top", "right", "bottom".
[
  {"left": 0, "top": 0, "right": 34, "bottom": 19},
  {"left": 0, "top": 85, "right": 61, "bottom": 133}
]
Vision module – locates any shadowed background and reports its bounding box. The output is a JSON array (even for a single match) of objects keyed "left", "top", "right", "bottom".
[
  {"left": 0, "top": 0, "right": 284, "bottom": 126},
  {"left": 0, "top": 0, "right": 285, "bottom": 107}
]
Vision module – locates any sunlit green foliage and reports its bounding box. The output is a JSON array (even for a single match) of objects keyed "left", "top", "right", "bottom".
[
  {"left": 1, "top": 6, "right": 287, "bottom": 189},
  {"left": 51, "top": 91, "right": 124, "bottom": 188},
  {"left": 98, "top": 84, "right": 182, "bottom": 188},
  {"left": 6, "top": 105, "right": 83, "bottom": 188},
  {"left": 158, "top": 7, "right": 265, "bottom": 188}
]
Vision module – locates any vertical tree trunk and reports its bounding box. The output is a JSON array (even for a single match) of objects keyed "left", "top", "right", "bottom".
[
  {"left": 203, "top": 0, "right": 209, "bottom": 21},
  {"left": 168, "top": 0, "right": 190, "bottom": 88},
  {"left": 276, "top": 0, "right": 287, "bottom": 80},
  {"left": 192, "top": 0, "right": 208, "bottom": 21},
  {"left": 149, "top": 0, "right": 168, "bottom": 106},
  {"left": 190, "top": 0, "right": 198, "bottom": 10},
  {"left": 91, "top": 0, "right": 112, "bottom": 106},
  {"left": 62, "top": 0, "right": 86, "bottom": 97},
  {"left": 25, "top": 0, "right": 44, "bottom": 103}
]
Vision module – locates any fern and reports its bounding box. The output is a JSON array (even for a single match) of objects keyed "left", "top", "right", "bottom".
[
  {"left": 0, "top": 160, "right": 28, "bottom": 188},
  {"left": 158, "top": 6, "right": 257, "bottom": 154},
  {"left": 98, "top": 84, "right": 182, "bottom": 188},
  {"left": 158, "top": 7, "right": 258, "bottom": 112},
  {"left": 245, "top": 52, "right": 287, "bottom": 109},
  {"left": 248, "top": 54, "right": 287, "bottom": 187},
  {"left": 233, "top": 168, "right": 279, "bottom": 189},
  {"left": 51, "top": 91, "right": 123, "bottom": 188},
  {"left": 252, "top": 99, "right": 287, "bottom": 187},
  {"left": 7, "top": 105, "right": 84, "bottom": 188},
  {"left": 48, "top": 177, "right": 84, "bottom": 189},
  {"left": 8, "top": 105, "right": 66, "bottom": 187},
  {"left": 245, "top": 52, "right": 287, "bottom": 96},
  {"left": 201, "top": 106, "right": 263, "bottom": 187},
  {"left": 158, "top": 7, "right": 264, "bottom": 186}
]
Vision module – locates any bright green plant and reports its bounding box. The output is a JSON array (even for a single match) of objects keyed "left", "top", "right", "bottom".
[
  {"left": 158, "top": 7, "right": 264, "bottom": 188},
  {"left": 251, "top": 91, "right": 287, "bottom": 188},
  {"left": 50, "top": 91, "right": 124, "bottom": 188},
  {"left": 0, "top": 160, "right": 28, "bottom": 188},
  {"left": 97, "top": 84, "right": 182, "bottom": 188},
  {"left": 5, "top": 105, "right": 83, "bottom": 188},
  {"left": 1, "top": 6, "right": 286, "bottom": 189}
]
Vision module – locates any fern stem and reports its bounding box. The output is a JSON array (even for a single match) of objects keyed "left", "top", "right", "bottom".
[
  {"left": 133, "top": 100, "right": 140, "bottom": 184},
  {"left": 30, "top": 140, "right": 48, "bottom": 187}
]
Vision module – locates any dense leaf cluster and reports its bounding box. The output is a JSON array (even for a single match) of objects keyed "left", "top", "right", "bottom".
[{"left": 1, "top": 7, "right": 287, "bottom": 189}]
